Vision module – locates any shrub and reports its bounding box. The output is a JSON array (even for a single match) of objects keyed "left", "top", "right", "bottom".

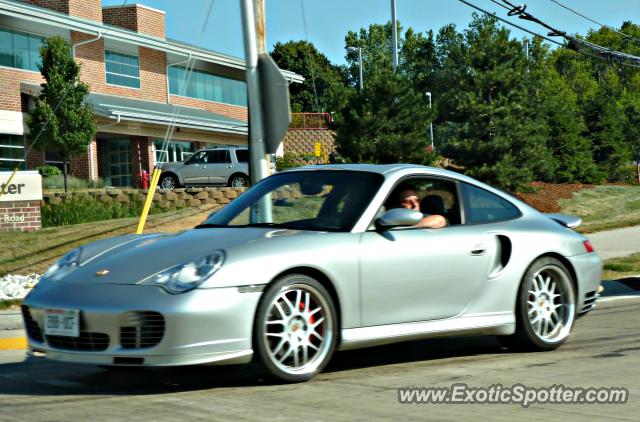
[
  {"left": 276, "top": 152, "right": 301, "bottom": 171},
  {"left": 618, "top": 164, "right": 640, "bottom": 184},
  {"left": 42, "top": 175, "right": 105, "bottom": 190},
  {"left": 41, "top": 194, "right": 164, "bottom": 227},
  {"left": 37, "top": 165, "right": 61, "bottom": 177}
]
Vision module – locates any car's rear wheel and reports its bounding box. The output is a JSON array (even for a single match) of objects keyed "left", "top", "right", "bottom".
[
  {"left": 229, "top": 174, "right": 249, "bottom": 188},
  {"left": 253, "top": 274, "right": 337, "bottom": 382},
  {"left": 500, "top": 257, "right": 576, "bottom": 351},
  {"left": 160, "top": 173, "right": 179, "bottom": 189}
]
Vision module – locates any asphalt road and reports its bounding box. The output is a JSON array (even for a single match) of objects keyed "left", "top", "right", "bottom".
[{"left": 0, "top": 296, "right": 638, "bottom": 421}]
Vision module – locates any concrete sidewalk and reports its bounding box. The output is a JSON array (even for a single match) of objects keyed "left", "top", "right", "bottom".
[{"left": 587, "top": 225, "right": 640, "bottom": 260}]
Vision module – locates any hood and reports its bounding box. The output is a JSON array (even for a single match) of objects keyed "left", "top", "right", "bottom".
[{"left": 60, "top": 227, "right": 293, "bottom": 285}]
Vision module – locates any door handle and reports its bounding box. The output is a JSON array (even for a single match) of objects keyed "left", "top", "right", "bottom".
[
  {"left": 227, "top": 165, "right": 233, "bottom": 168},
  {"left": 470, "top": 244, "right": 486, "bottom": 256}
]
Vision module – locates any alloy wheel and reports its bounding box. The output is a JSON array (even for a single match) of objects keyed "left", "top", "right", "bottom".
[
  {"left": 262, "top": 283, "right": 334, "bottom": 375},
  {"left": 526, "top": 265, "right": 575, "bottom": 343},
  {"left": 160, "top": 176, "right": 175, "bottom": 189}
]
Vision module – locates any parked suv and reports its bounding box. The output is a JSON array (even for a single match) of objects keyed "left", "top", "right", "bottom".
[{"left": 158, "top": 146, "right": 255, "bottom": 189}]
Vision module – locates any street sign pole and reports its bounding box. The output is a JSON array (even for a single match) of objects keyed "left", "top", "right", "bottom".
[{"left": 240, "top": 0, "right": 271, "bottom": 222}]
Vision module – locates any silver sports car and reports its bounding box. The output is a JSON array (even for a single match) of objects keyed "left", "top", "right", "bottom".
[{"left": 22, "top": 164, "right": 602, "bottom": 382}]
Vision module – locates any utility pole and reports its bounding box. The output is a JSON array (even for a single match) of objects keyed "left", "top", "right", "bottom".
[
  {"left": 391, "top": 0, "right": 398, "bottom": 72},
  {"left": 240, "top": 0, "right": 271, "bottom": 222}
]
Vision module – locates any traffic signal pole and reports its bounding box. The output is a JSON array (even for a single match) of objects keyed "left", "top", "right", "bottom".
[{"left": 240, "top": 0, "right": 272, "bottom": 222}]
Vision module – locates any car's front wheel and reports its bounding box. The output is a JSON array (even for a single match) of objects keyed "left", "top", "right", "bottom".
[
  {"left": 253, "top": 274, "right": 338, "bottom": 382},
  {"left": 159, "top": 173, "right": 179, "bottom": 190},
  {"left": 500, "top": 257, "right": 576, "bottom": 351},
  {"left": 229, "top": 174, "right": 249, "bottom": 188}
]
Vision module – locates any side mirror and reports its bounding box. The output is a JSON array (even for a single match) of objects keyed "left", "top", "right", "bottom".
[{"left": 375, "top": 208, "right": 423, "bottom": 230}]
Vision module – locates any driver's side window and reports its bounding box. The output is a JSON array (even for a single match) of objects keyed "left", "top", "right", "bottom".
[
  {"left": 383, "top": 177, "right": 461, "bottom": 229},
  {"left": 187, "top": 151, "right": 208, "bottom": 165}
]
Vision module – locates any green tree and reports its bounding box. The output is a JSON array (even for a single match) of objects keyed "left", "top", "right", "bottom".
[
  {"left": 583, "top": 69, "right": 631, "bottom": 180},
  {"left": 334, "top": 70, "right": 436, "bottom": 165},
  {"left": 270, "top": 40, "right": 349, "bottom": 113},
  {"left": 436, "top": 15, "right": 555, "bottom": 190},
  {"left": 343, "top": 22, "right": 438, "bottom": 93},
  {"left": 622, "top": 73, "right": 640, "bottom": 181},
  {"left": 530, "top": 39, "right": 603, "bottom": 183},
  {"left": 27, "top": 36, "right": 96, "bottom": 192}
]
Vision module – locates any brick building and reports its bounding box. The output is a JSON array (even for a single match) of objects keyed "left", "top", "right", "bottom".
[{"left": 0, "top": 0, "right": 302, "bottom": 187}]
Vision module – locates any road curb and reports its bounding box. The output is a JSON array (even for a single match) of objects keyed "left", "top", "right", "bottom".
[
  {"left": 601, "top": 278, "right": 640, "bottom": 296},
  {"left": 0, "top": 337, "right": 26, "bottom": 350}
]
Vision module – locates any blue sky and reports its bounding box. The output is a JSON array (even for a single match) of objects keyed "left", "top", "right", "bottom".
[{"left": 102, "top": 0, "right": 640, "bottom": 64}]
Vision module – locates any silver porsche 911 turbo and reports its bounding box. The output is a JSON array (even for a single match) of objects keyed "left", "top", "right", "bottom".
[{"left": 22, "top": 164, "right": 602, "bottom": 382}]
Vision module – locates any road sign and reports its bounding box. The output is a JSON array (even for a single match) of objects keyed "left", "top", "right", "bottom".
[{"left": 258, "top": 54, "right": 292, "bottom": 154}]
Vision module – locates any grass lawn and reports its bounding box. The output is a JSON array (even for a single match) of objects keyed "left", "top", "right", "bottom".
[
  {"left": 0, "top": 205, "right": 216, "bottom": 276},
  {"left": 601, "top": 252, "right": 640, "bottom": 280},
  {"left": 559, "top": 185, "right": 640, "bottom": 233}
]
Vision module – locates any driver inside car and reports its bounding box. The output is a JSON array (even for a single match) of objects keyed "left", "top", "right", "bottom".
[{"left": 387, "top": 184, "right": 447, "bottom": 229}]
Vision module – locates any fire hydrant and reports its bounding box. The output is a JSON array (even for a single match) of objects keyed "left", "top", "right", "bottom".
[{"left": 139, "top": 169, "right": 149, "bottom": 189}]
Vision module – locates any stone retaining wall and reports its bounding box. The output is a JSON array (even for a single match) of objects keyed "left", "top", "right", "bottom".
[{"left": 42, "top": 187, "right": 246, "bottom": 209}]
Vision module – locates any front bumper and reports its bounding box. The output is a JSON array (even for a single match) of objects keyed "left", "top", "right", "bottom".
[
  {"left": 567, "top": 252, "right": 603, "bottom": 316},
  {"left": 22, "top": 283, "right": 262, "bottom": 366}
]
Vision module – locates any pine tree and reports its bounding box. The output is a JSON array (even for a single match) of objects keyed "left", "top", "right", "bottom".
[
  {"left": 436, "top": 15, "right": 554, "bottom": 190},
  {"left": 334, "top": 70, "right": 436, "bottom": 165}
]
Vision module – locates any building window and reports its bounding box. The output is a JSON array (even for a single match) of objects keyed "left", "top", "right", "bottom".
[
  {"left": 44, "top": 150, "right": 65, "bottom": 172},
  {"left": 0, "top": 27, "right": 45, "bottom": 72},
  {"left": 154, "top": 140, "right": 196, "bottom": 163},
  {"left": 0, "top": 134, "right": 26, "bottom": 171},
  {"left": 105, "top": 50, "right": 141, "bottom": 89},
  {"left": 168, "top": 66, "right": 247, "bottom": 107}
]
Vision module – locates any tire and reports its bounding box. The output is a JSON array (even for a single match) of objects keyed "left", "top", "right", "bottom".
[
  {"left": 499, "top": 257, "right": 576, "bottom": 351},
  {"left": 159, "top": 173, "right": 179, "bottom": 190},
  {"left": 228, "top": 174, "right": 249, "bottom": 188},
  {"left": 253, "top": 274, "right": 338, "bottom": 382}
]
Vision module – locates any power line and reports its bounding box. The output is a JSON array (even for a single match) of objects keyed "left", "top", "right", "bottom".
[
  {"left": 457, "top": 0, "right": 564, "bottom": 46},
  {"left": 488, "top": 0, "right": 509, "bottom": 12},
  {"left": 496, "top": 0, "right": 640, "bottom": 68},
  {"left": 548, "top": 0, "right": 640, "bottom": 44}
]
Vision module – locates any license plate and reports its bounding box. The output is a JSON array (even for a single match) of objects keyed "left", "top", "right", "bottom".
[{"left": 44, "top": 309, "right": 80, "bottom": 337}]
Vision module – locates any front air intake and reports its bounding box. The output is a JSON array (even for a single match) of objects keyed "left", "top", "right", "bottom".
[
  {"left": 120, "top": 311, "right": 165, "bottom": 349},
  {"left": 21, "top": 305, "right": 44, "bottom": 342}
]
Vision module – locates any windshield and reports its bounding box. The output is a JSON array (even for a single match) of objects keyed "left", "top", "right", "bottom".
[{"left": 201, "top": 170, "right": 383, "bottom": 232}]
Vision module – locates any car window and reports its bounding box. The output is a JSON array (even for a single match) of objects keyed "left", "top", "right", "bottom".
[
  {"left": 187, "top": 150, "right": 208, "bottom": 164},
  {"left": 208, "top": 150, "right": 230, "bottom": 163},
  {"left": 235, "top": 149, "right": 249, "bottom": 163},
  {"left": 383, "top": 177, "right": 461, "bottom": 227},
  {"left": 204, "top": 170, "right": 383, "bottom": 232},
  {"left": 462, "top": 183, "right": 521, "bottom": 224}
]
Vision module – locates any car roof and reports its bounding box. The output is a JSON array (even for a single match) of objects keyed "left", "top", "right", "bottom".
[
  {"left": 200, "top": 146, "right": 247, "bottom": 150},
  {"left": 287, "top": 163, "right": 473, "bottom": 181}
]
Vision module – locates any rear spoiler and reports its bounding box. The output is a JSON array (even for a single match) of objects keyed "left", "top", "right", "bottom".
[{"left": 545, "top": 213, "right": 582, "bottom": 229}]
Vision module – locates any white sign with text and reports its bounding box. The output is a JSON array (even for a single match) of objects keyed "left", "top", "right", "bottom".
[{"left": 0, "top": 171, "right": 43, "bottom": 202}]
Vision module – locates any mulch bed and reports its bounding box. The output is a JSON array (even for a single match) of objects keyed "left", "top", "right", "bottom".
[{"left": 514, "top": 182, "right": 592, "bottom": 213}]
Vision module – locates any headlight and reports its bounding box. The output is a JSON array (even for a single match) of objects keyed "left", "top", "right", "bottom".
[
  {"left": 143, "top": 250, "right": 225, "bottom": 293},
  {"left": 43, "top": 248, "right": 81, "bottom": 281}
]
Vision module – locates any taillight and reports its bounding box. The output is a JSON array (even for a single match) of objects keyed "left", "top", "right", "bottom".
[{"left": 583, "top": 240, "right": 594, "bottom": 253}]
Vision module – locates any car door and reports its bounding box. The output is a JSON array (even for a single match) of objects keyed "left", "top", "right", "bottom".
[
  {"left": 206, "top": 150, "right": 233, "bottom": 184},
  {"left": 182, "top": 151, "right": 209, "bottom": 184},
  {"left": 359, "top": 225, "right": 499, "bottom": 326}
]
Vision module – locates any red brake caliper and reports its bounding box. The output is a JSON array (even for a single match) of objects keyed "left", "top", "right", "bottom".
[{"left": 300, "top": 301, "right": 315, "bottom": 324}]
